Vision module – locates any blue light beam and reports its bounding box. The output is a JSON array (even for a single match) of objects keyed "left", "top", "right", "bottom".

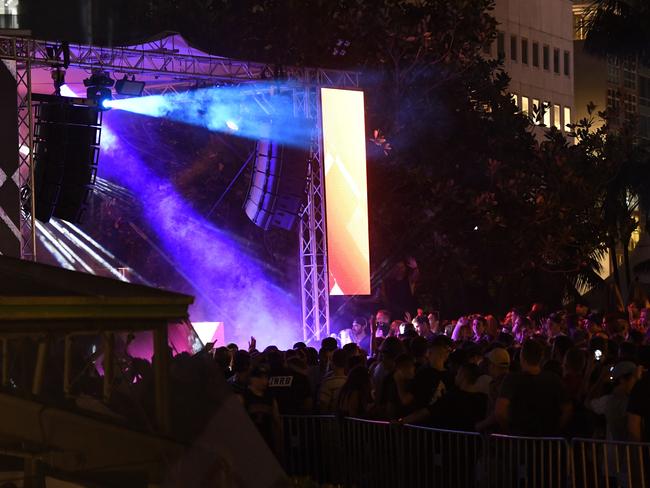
[{"left": 104, "top": 83, "right": 311, "bottom": 147}]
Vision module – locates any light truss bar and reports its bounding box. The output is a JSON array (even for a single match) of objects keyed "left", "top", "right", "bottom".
[
  {"left": 0, "top": 35, "right": 360, "bottom": 88},
  {"left": 297, "top": 87, "right": 329, "bottom": 344}
]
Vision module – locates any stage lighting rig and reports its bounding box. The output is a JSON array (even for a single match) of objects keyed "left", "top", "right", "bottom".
[
  {"left": 83, "top": 70, "right": 114, "bottom": 110},
  {"left": 115, "top": 75, "right": 145, "bottom": 97}
]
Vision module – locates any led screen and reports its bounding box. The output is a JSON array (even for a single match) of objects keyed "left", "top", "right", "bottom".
[{"left": 321, "top": 88, "right": 370, "bottom": 295}]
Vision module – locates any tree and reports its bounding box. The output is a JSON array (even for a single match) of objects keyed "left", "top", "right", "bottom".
[{"left": 583, "top": 0, "right": 650, "bottom": 64}]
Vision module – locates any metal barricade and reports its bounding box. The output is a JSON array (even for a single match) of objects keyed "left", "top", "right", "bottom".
[
  {"left": 487, "top": 434, "right": 571, "bottom": 488},
  {"left": 282, "top": 415, "right": 340, "bottom": 483},
  {"left": 402, "top": 424, "right": 484, "bottom": 488},
  {"left": 340, "top": 417, "right": 403, "bottom": 488},
  {"left": 572, "top": 438, "right": 650, "bottom": 488}
]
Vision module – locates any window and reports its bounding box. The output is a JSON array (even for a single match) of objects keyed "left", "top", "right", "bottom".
[
  {"left": 624, "top": 93, "right": 637, "bottom": 121},
  {"left": 510, "top": 35, "right": 518, "bottom": 61},
  {"left": 564, "top": 107, "right": 571, "bottom": 131},
  {"left": 511, "top": 93, "right": 518, "bottom": 107},
  {"left": 553, "top": 48, "right": 560, "bottom": 74},
  {"left": 543, "top": 102, "right": 551, "bottom": 126},
  {"left": 532, "top": 98, "right": 541, "bottom": 124},
  {"left": 497, "top": 32, "right": 505, "bottom": 58},
  {"left": 640, "top": 115, "right": 650, "bottom": 140},
  {"left": 640, "top": 76, "right": 650, "bottom": 107},
  {"left": 543, "top": 45, "right": 550, "bottom": 70},
  {"left": 532, "top": 42, "right": 540, "bottom": 67},
  {"left": 623, "top": 60, "right": 637, "bottom": 89},
  {"left": 564, "top": 51, "right": 570, "bottom": 76},
  {"left": 553, "top": 104, "right": 561, "bottom": 128},
  {"left": 521, "top": 96, "right": 529, "bottom": 115},
  {"left": 607, "top": 55, "right": 620, "bottom": 84},
  {"left": 607, "top": 88, "right": 620, "bottom": 111},
  {"left": 522, "top": 39, "right": 529, "bottom": 65}
]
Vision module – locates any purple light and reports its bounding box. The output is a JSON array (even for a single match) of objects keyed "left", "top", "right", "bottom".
[{"left": 97, "top": 113, "right": 301, "bottom": 348}]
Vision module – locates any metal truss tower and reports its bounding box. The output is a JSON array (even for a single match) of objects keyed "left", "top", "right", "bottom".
[{"left": 0, "top": 34, "right": 359, "bottom": 344}]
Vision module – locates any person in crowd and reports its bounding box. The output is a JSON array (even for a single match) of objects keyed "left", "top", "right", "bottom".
[
  {"left": 512, "top": 317, "right": 534, "bottom": 344},
  {"left": 412, "top": 335, "right": 454, "bottom": 408},
  {"left": 471, "top": 316, "right": 490, "bottom": 343},
  {"left": 227, "top": 350, "right": 251, "bottom": 395},
  {"left": 546, "top": 313, "right": 566, "bottom": 339},
  {"left": 377, "top": 353, "right": 416, "bottom": 420},
  {"left": 475, "top": 346, "right": 511, "bottom": 432},
  {"left": 451, "top": 317, "right": 472, "bottom": 342},
  {"left": 562, "top": 347, "right": 587, "bottom": 402},
  {"left": 636, "top": 307, "right": 649, "bottom": 335},
  {"left": 402, "top": 363, "right": 487, "bottom": 431},
  {"left": 495, "top": 339, "right": 572, "bottom": 436},
  {"left": 627, "top": 362, "right": 650, "bottom": 441},
  {"left": 337, "top": 366, "right": 373, "bottom": 418},
  {"left": 319, "top": 349, "right": 348, "bottom": 414},
  {"left": 370, "top": 337, "right": 402, "bottom": 401},
  {"left": 380, "top": 257, "right": 419, "bottom": 320},
  {"left": 414, "top": 315, "right": 435, "bottom": 340},
  {"left": 267, "top": 350, "right": 313, "bottom": 415},
  {"left": 373, "top": 309, "right": 393, "bottom": 338},
  {"left": 344, "top": 317, "right": 371, "bottom": 352},
  {"left": 239, "top": 364, "right": 283, "bottom": 458},
  {"left": 588, "top": 361, "right": 639, "bottom": 441}
]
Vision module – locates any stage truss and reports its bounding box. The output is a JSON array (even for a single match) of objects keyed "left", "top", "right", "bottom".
[{"left": 0, "top": 34, "right": 359, "bottom": 344}]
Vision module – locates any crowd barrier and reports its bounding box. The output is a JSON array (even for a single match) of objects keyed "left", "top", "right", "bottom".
[{"left": 281, "top": 416, "right": 650, "bottom": 488}]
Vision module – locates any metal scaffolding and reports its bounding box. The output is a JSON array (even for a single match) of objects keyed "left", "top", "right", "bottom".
[{"left": 0, "top": 33, "right": 359, "bottom": 344}]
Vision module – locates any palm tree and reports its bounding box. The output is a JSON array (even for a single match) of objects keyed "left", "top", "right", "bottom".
[{"left": 582, "top": 0, "right": 650, "bottom": 64}]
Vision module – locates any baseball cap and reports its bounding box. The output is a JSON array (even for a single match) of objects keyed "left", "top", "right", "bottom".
[
  {"left": 611, "top": 361, "right": 637, "bottom": 381},
  {"left": 486, "top": 347, "right": 511, "bottom": 368}
]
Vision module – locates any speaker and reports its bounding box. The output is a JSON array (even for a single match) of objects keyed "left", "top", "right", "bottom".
[
  {"left": 32, "top": 100, "right": 101, "bottom": 223},
  {"left": 244, "top": 140, "right": 308, "bottom": 231}
]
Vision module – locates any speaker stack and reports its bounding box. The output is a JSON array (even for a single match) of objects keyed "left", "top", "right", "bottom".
[
  {"left": 32, "top": 99, "right": 102, "bottom": 223},
  {"left": 244, "top": 140, "right": 309, "bottom": 231}
]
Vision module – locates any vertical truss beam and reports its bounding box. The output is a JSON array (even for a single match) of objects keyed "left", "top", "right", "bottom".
[
  {"left": 297, "top": 87, "right": 329, "bottom": 344},
  {"left": 15, "top": 39, "right": 36, "bottom": 260}
]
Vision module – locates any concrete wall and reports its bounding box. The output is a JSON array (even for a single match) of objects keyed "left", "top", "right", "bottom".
[{"left": 493, "top": 0, "right": 575, "bottom": 131}]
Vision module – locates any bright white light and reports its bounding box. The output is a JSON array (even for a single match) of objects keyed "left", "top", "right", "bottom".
[
  {"left": 473, "top": 226, "right": 479, "bottom": 231},
  {"left": 19, "top": 145, "right": 29, "bottom": 156},
  {"left": 59, "top": 84, "right": 78, "bottom": 98},
  {"left": 226, "top": 120, "right": 239, "bottom": 131}
]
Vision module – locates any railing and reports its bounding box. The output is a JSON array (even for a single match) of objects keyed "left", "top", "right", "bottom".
[
  {"left": 282, "top": 416, "right": 650, "bottom": 488},
  {"left": 572, "top": 438, "right": 650, "bottom": 488}
]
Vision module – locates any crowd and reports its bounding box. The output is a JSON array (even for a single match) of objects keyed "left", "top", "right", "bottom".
[{"left": 223, "top": 302, "right": 650, "bottom": 456}]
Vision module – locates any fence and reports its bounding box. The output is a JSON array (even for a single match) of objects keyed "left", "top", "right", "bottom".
[{"left": 282, "top": 416, "right": 650, "bottom": 488}]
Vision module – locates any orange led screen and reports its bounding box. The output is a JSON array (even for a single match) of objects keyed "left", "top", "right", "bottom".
[{"left": 321, "top": 88, "right": 370, "bottom": 295}]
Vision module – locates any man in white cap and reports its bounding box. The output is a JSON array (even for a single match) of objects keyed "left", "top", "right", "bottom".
[{"left": 475, "top": 346, "right": 511, "bottom": 432}]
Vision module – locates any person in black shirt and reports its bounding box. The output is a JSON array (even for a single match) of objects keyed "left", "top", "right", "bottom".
[
  {"left": 412, "top": 335, "right": 454, "bottom": 408},
  {"left": 227, "top": 350, "right": 250, "bottom": 395},
  {"left": 628, "top": 373, "right": 650, "bottom": 441},
  {"left": 378, "top": 354, "right": 416, "bottom": 420},
  {"left": 495, "top": 339, "right": 571, "bottom": 436},
  {"left": 240, "top": 364, "right": 282, "bottom": 458},
  {"left": 401, "top": 363, "right": 487, "bottom": 431}
]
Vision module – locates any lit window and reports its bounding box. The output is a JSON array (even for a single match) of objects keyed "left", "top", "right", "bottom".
[
  {"left": 510, "top": 35, "right": 518, "bottom": 62},
  {"left": 532, "top": 42, "right": 540, "bottom": 67},
  {"left": 522, "top": 39, "right": 529, "bottom": 65},
  {"left": 532, "top": 98, "right": 541, "bottom": 124},
  {"left": 564, "top": 106, "right": 571, "bottom": 131},
  {"left": 511, "top": 93, "right": 518, "bottom": 106},
  {"left": 543, "top": 102, "right": 551, "bottom": 126},
  {"left": 564, "top": 51, "right": 570, "bottom": 76},
  {"left": 543, "top": 45, "right": 550, "bottom": 70},
  {"left": 553, "top": 104, "right": 561, "bottom": 128},
  {"left": 522, "top": 96, "right": 529, "bottom": 115}
]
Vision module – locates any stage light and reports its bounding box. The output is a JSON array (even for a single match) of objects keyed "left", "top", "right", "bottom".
[
  {"left": 101, "top": 98, "right": 112, "bottom": 109},
  {"left": 84, "top": 70, "right": 114, "bottom": 110},
  {"left": 115, "top": 75, "right": 145, "bottom": 97},
  {"left": 225, "top": 119, "right": 239, "bottom": 131}
]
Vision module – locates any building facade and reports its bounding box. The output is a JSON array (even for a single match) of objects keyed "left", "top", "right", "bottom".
[{"left": 490, "top": 0, "right": 575, "bottom": 133}]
